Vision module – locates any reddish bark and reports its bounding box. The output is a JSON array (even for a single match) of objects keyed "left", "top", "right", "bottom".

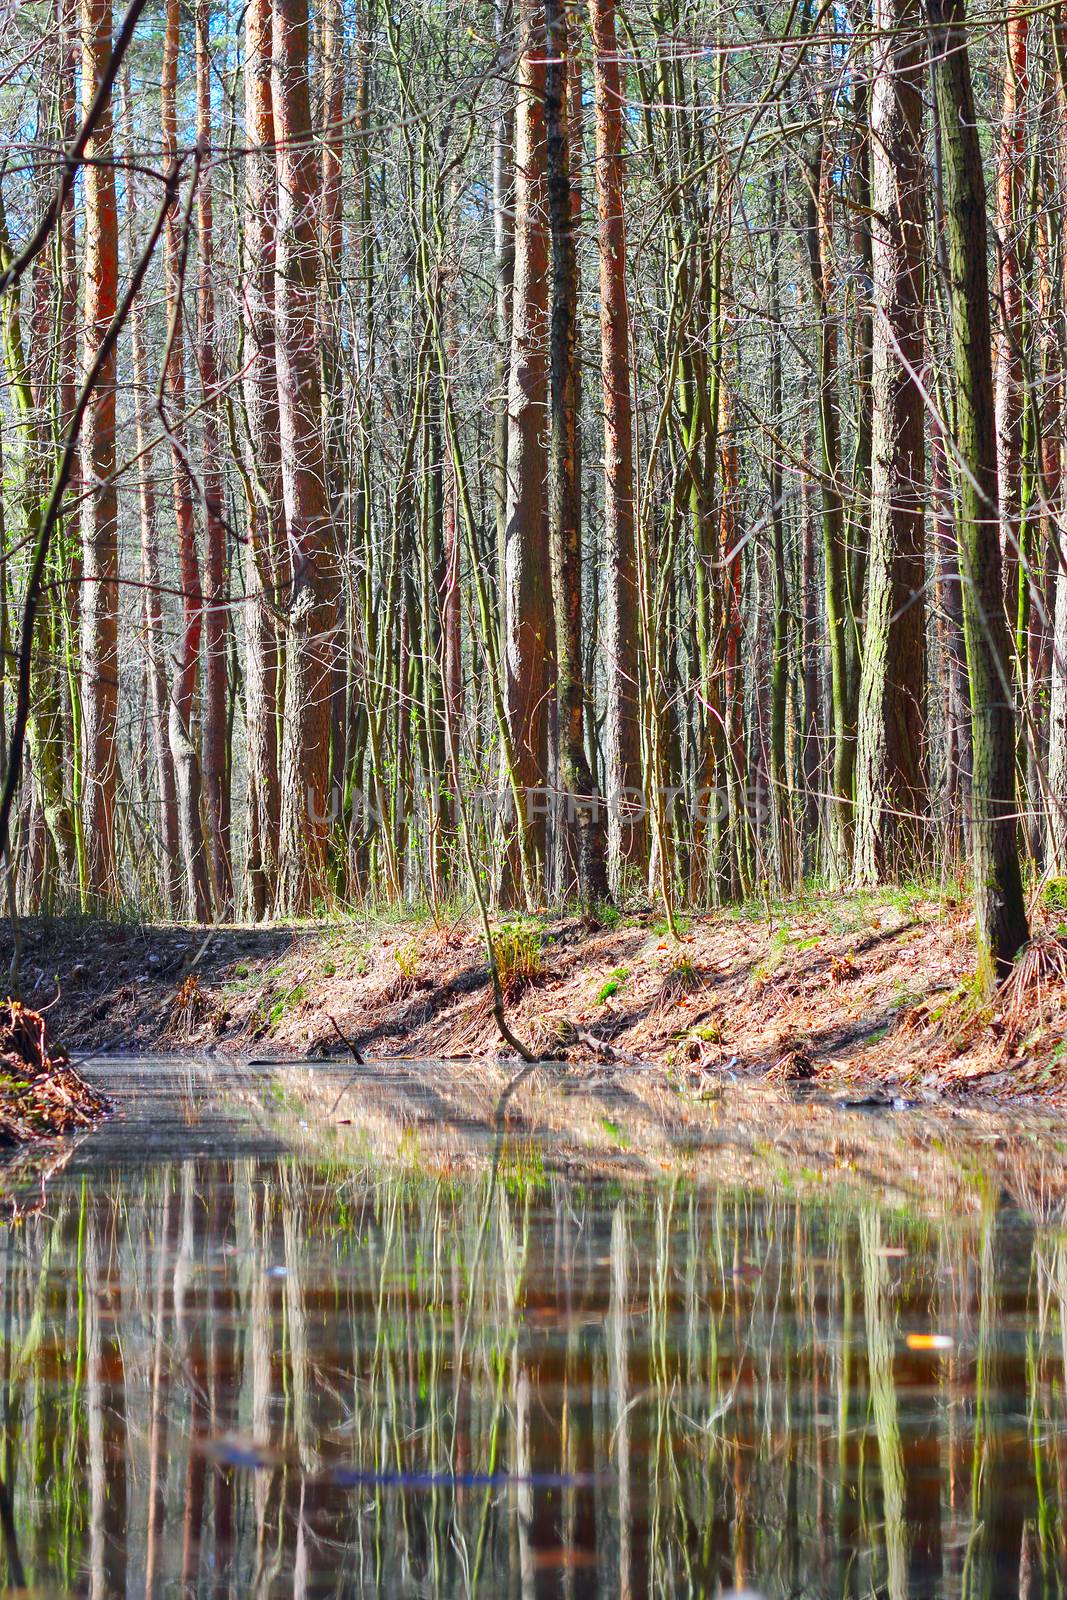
[
  {"left": 272, "top": 0, "right": 338, "bottom": 912},
  {"left": 79, "top": 0, "right": 120, "bottom": 902}
]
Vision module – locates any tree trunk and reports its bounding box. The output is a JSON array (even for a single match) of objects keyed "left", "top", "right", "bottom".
[
  {"left": 804, "top": 139, "right": 854, "bottom": 876},
  {"left": 320, "top": 0, "right": 349, "bottom": 812},
  {"left": 500, "top": 0, "right": 553, "bottom": 904},
  {"left": 79, "top": 0, "right": 120, "bottom": 904},
  {"left": 493, "top": 0, "right": 516, "bottom": 669},
  {"left": 927, "top": 0, "right": 1029, "bottom": 982},
  {"left": 241, "top": 0, "right": 283, "bottom": 919},
  {"left": 854, "top": 0, "right": 928, "bottom": 881},
  {"left": 196, "top": 0, "right": 233, "bottom": 912},
  {"left": 767, "top": 165, "right": 792, "bottom": 886},
  {"left": 590, "top": 0, "right": 647, "bottom": 891},
  {"left": 162, "top": 0, "right": 212, "bottom": 921},
  {"left": 1048, "top": 552, "right": 1067, "bottom": 872},
  {"left": 545, "top": 0, "right": 609, "bottom": 904},
  {"left": 800, "top": 441, "right": 821, "bottom": 867},
  {"left": 994, "top": 0, "right": 1029, "bottom": 600},
  {"left": 1044, "top": 10, "right": 1067, "bottom": 874},
  {"left": 272, "top": 0, "right": 338, "bottom": 913},
  {"left": 0, "top": 190, "right": 79, "bottom": 892},
  {"left": 122, "top": 74, "right": 181, "bottom": 913}
]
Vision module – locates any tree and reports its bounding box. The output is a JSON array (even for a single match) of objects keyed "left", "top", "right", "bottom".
[
  {"left": 241, "top": 0, "right": 283, "bottom": 919},
  {"left": 195, "top": 0, "right": 232, "bottom": 911},
  {"left": 501, "top": 0, "right": 553, "bottom": 903},
  {"left": 161, "top": 0, "right": 212, "bottom": 920},
  {"left": 926, "top": 0, "right": 1029, "bottom": 982},
  {"left": 121, "top": 73, "right": 180, "bottom": 912},
  {"left": 79, "top": 0, "right": 120, "bottom": 904},
  {"left": 803, "top": 128, "right": 854, "bottom": 875},
  {"left": 271, "top": 0, "right": 338, "bottom": 913},
  {"left": 993, "top": 0, "right": 1028, "bottom": 602},
  {"left": 854, "top": 0, "right": 928, "bottom": 881},
  {"left": 545, "top": 0, "right": 608, "bottom": 903},
  {"left": 590, "top": 0, "right": 646, "bottom": 892}
]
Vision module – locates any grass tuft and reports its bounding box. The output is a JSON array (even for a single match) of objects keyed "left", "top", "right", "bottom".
[{"left": 492, "top": 923, "right": 543, "bottom": 1003}]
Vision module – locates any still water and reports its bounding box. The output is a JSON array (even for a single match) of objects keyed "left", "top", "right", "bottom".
[{"left": 0, "top": 1060, "right": 1065, "bottom": 1598}]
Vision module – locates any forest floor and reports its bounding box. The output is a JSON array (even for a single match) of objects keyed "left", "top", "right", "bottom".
[{"left": 5, "top": 882, "right": 1067, "bottom": 1110}]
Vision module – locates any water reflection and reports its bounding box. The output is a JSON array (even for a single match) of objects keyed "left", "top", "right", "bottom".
[{"left": 0, "top": 1154, "right": 1063, "bottom": 1597}]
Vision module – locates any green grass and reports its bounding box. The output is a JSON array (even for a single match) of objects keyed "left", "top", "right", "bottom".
[
  {"left": 394, "top": 941, "right": 419, "bottom": 982},
  {"left": 597, "top": 966, "right": 630, "bottom": 1003},
  {"left": 492, "top": 923, "right": 543, "bottom": 1000},
  {"left": 1043, "top": 879, "right": 1067, "bottom": 914}
]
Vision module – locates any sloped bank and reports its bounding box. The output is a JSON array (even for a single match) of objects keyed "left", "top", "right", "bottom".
[{"left": 5, "top": 886, "right": 1067, "bottom": 1107}]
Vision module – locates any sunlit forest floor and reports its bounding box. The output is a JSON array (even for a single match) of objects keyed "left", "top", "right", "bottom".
[{"left": 5, "top": 883, "right": 1067, "bottom": 1107}]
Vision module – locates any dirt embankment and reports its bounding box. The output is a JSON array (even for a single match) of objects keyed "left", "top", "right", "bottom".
[{"left": 5, "top": 887, "right": 1067, "bottom": 1106}]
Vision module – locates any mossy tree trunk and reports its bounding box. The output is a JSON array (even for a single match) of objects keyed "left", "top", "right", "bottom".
[{"left": 926, "top": 0, "right": 1029, "bottom": 983}]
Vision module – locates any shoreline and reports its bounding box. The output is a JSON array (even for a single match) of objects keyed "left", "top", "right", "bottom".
[{"left": 1, "top": 886, "right": 1065, "bottom": 1111}]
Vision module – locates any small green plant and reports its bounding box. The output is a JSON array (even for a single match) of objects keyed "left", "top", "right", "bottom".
[
  {"left": 492, "top": 923, "right": 543, "bottom": 1001},
  {"left": 322, "top": 959, "right": 336, "bottom": 978},
  {"left": 268, "top": 982, "right": 307, "bottom": 1026},
  {"left": 394, "top": 942, "right": 419, "bottom": 981},
  {"left": 689, "top": 1013, "right": 723, "bottom": 1045},
  {"left": 589, "top": 898, "right": 620, "bottom": 930},
  {"left": 597, "top": 966, "right": 629, "bottom": 1003},
  {"left": 233, "top": 962, "right": 249, "bottom": 979},
  {"left": 1043, "top": 878, "right": 1067, "bottom": 914}
]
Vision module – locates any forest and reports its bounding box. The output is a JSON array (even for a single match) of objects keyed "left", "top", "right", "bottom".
[{"left": 0, "top": 0, "right": 1063, "bottom": 993}]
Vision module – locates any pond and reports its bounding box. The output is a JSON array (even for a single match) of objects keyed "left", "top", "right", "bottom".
[{"left": 0, "top": 1057, "right": 1064, "bottom": 1597}]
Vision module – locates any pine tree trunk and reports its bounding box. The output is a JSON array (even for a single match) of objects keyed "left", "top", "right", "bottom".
[
  {"left": 242, "top": 0, "right": 282, "bottom": 919},
  {"left": 498, "top": 0, "right": 554, "bottom": 904},
  {"left": 854, "top": 0, "right": 928, "bottom": 882},
  {"left": 1045, "top": 11, "right": 1067, "bottom": 874},
  {"left": 196, "top": 1, "right": 233, "bottom": 912},
  {"left": 927, "top": 0, "right": 1029, "bottom": 982},
  {"left": 79, "top": 0, "right": 120, "bottom": 904},
  {"left": 58, "top": 0, "right": 83, "bottom": 881},
  {"left": 122, "top": 75, "right": 181, "bottom": 913},
  {"left": 320, "top": 0, "right": 348, "bottom": 812},
  {"left": 767, "top": 165, "right": 792, "bottom": 887},
  {"left": 1049, "top": 558, "right": 1067, "bottom": 872},
  {"left": 272, "top": 0, "right": 338, "bottom": 913},
  {"left": 590, "top": 0, "right": 647, "bottom": 892},
  {"left": 545, "top": 0, "right": 608, "bottom": 904},
  {"left": 162, "top": 0, "right": 212, "bottom": 921},
  {"left": 804, "top": 140, "right": 854, "bottom": 876},
  {"left": 994, "top": 0, "right": 1028, "bottom": 599},
  {"left": 800, "top": 446, "right": 822, "bottom": 867}
]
